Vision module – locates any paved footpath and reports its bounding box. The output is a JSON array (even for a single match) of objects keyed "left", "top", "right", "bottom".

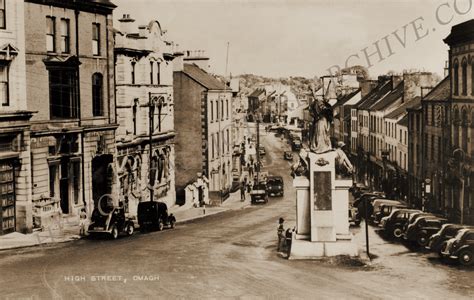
[{"left": 0, "top": 190, "right": 249, "bottom": 251}]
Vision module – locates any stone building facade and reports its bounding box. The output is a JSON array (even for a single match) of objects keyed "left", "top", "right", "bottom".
[
  {"left": 0, "top": 0, "right": 33, "bottom": 234},
  {"left": 114, "top": 15, "right": 176, "bottom": 212},
  {"left": 24, "top": 0, "right": 117, "bottom": 224},
  {"left": 174, "top": 55, "right": 233, "bottom": 205}
]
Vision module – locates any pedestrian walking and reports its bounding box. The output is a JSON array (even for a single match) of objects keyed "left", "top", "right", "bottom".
[
  {"left": 240, "top": 183, "right": 246, "bottom": 201},
  {"left": 79, "top": 208, "right": 87, "bottom": 236},
  {"left": 277, "top": 217, "right": 285, "bottom": 251}
]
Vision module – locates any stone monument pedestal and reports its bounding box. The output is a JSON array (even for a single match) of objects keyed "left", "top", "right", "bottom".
[{"left": 289, "top": 151, "right": 358, "bottom": 259}]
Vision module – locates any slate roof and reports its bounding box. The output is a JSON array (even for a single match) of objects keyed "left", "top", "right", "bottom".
[
  {"left": 183, "top": 63, "right": 228, "bottom": 90},
  {"left": 397, "top": 114, "right": 409, "bottom": 127},
  {"left": 385, "top": 96, "right": 421, "bottom": 120},
  {"left": 249, "top": 88, "right": 266, "bottom": 98},
  {"left": 357, "top": 79, "right": 392, "bottom": 110},
  {"left": 336, "top": 89, "right": 361, "bottom": 107},
  {"left": 370, "top": 81, "right": 403, "bottom": 111},
  {"left": 423, "top": 76, "right": 450, "bottom": 102},
  {"left": 444, "top": 19, "right": 474, "bottom": 46}
]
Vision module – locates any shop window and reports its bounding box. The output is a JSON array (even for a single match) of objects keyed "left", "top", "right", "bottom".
[
  {"left": 46, "top": 16, "right": 55, "bottom": 52},
  {"left": 92, "top": 23, "right": 100, "bottom": 56},
  {"left": 49, "top": 68, "right": 78, "bottom": 119},
  {"left": 0, "top": 0, "right": 5, "bottom": 29},
  {"left": 0, "top": 63, "right": 8, "bottom": 106},
  {"left": 0, "top": 161, "right": 16, "bottom": 235},
  {"left": 92, "top": 73, "right": 103, "bottom": 116},
  {"left": 60, "top": 19, "right": 70, "bottom": 53}
]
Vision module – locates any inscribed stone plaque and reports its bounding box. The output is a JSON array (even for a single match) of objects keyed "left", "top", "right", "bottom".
[{"left": 313, "top": 171, "right": 331, "bottom": 210}]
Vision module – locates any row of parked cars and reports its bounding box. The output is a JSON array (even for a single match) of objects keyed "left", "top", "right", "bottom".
[{"left": 349, "top": 184, "right": 474, "bottom": 266}]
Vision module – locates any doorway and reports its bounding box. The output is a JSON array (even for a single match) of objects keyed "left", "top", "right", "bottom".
[{"left": 92, "top": 155, "right": 113, "bottom": 207}]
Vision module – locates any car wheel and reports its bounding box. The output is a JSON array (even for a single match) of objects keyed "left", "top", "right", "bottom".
[
  {"left": 110, "top": 225, "right": 119, "bottom": 239},
  {"left": 458, "top": 249, "right": 474, "bottom": 266},
  {"left": 158, "top": 219, "right": 164, "bottom": 231},
  {"left": 417, "top": 233, "right": 429, "bottom": 247},
  {"left": 393, "top": 227, "right": 403, "bottom": 238},
  {"left": 126, "top": 223, "right": 134, "bottom": 236}
]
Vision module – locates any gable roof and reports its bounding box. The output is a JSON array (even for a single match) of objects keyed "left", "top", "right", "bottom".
[
  {"left": 249, "top": 88, "right": 266, "bottom": 98},
  {"left": 357, "top": 79, "right": 392, "bottom": 110},
  {"left": 183, "top": 63, "right": 228, "bottom": 90},
  {"left": 423, "top": 76, "right": 450, "bottom": 102},
  {"left": 370, "top": 81, "right": 403, "bottom": 111},
  {"left": 336, "top": 89, "right": 361, "bottom": 107},
  {"left": 385, "top": 96, "right": 421, "bottom": 120}
]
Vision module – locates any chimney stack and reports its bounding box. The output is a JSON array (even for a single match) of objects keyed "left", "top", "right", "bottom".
[
  {"left": 183, "top": 50, "right": 210, "bottom": 72},
  {"left": 118, "top": 14, "right": 135, "bottom": 35}
]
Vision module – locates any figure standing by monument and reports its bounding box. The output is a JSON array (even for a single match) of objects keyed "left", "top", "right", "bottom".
[{"left": 309, "top": 96, "right": 333, "bottom": 154}]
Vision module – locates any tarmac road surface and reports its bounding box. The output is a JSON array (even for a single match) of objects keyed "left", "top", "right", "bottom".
[{"left": 0, "top": 128, "right": 472, "bottom": 299}]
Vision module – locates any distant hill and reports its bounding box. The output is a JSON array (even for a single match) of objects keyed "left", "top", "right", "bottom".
[{"left": 235, "top": 74, "right": 319, "bottom": 96}]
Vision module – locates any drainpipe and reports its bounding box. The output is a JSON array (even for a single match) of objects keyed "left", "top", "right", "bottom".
[{"left": 75, "top": 10, "right": 87, "bottom": 212}]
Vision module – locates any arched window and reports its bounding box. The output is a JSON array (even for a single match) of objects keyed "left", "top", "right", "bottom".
[
  {"left": 453, "top": 107, "right": 460, "bottom": 147},
  {"left": 471, "top": 62, "right": 474, "bottom": 95},
  {"left": 92, "top": 73, "right": 103, "bottom": 116},
  {"left": 150, "top": 61, "right": 154, "bottom": 84},
  {"left": 453, "top": 60, "right": 459, "bottom": 95},
  {"left": 462, "top": 109, "right": 468, "bottom": 152},
  {"left": 461, "top": 59, "right": 467, "bottom": 95}
]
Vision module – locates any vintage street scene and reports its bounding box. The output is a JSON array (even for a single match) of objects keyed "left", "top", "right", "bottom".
[{"left": 0, "top": 0, "right": 473, "bottom": 299}]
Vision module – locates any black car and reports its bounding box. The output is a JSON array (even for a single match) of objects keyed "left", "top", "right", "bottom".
[
  {"left": 291, "top": 140, "right": 302, "bottom": 151},
  {"left": 381, "top": 209, "right": 421, "bottom": 238},
  {"left": 353, "top": 193, "right": 386, "bottom": 219},
  {"left": 267, "top": 176, "right": 284, "bottom": 197},
  {"left": 428, "top": 224, "right": 468, "bottom": 256},
  {"left": 441, "top": 228, "right": 474, "bottom": 266},
  {"left": 374, "top": 203, "right": 407, "bottom": 225},
  {"left": 404, "top": 216, "right": 447, "bottom": 247},
  {"left": 250, "top": 182, "right": 268, "bottom": 204},
  {"left": 137, "top": 201, "right": 176, "bottom": 232},
  {"left": 88, "top": 206, "right": 135, "bottom": 239}
]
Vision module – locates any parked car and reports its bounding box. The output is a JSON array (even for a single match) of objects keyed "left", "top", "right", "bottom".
[
  {"left": 381, "top": 209, "right": 422, "bottom": 238},
  {"left": 137, "top": 201, "right": 176, "bottom": 232},
  {"left": 349, "top": 206, "right": 361, "bottom": 226},
  {"left": 284, "top": 151, "right": 293, "bottom": 161},
  {"left": 266, "top": 176, "right": 284, "bottom": 197},
  {"left": 292, "top": 140, "right": 302, "bottom": 151},
  {"left": 353, "top": 193, "right": 386, "bottom": 219},
  {"left": 259, "top": 146, "right": 266, "bottom": 156},
  {"left": 374, "top": 203, "right": 407, "bottom": 225},
  {"left": 441, "top": 228, "right": 474, "bottom": 266},
  {"left": 250, "top": 182, "right": 268, "bottom": 204},
  {"left": 352, "top": 186, "right": 371, "bottom": 199},
  {"left": 428, "top": 224, "right": 468, "bottom": 256},
  {"left": 404, "top": 216, "right": 447, "bottom": 247},
  {"left": 402, "top": 212, "right": 437, "bottom": 233},
  {"left": 88, "top": 206, "right": 135, "bottom": 239},
  {"left": 372, "top": 199, "right": 403, "bottom": 219}
]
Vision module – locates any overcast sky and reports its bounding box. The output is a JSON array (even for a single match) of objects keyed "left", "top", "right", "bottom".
[{"left": 112, "top": 0, "right": 473, "bottom": 79}]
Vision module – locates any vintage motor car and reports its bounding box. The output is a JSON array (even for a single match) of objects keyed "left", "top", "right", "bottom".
[
  {"left": 371, "top": 199, "right": 403, "bottom": 219},
  {"left": 404, "top": 216, "right": 447, "bottom": 247},
  {"left": 250, "top": 182, "right": 268, "bottom": 204},
  {"left": 283, "top": 151, "right": 293, "bottom": 161},
  {"left": 381, "top": 209, "right": 421, "bottom": 238},
  {"left": 259, "top": 146, "right": 266, "bottom": 156},
  {"left": 137, "top": 201, "right": 176, "bottom": 232},
  {"left": 88, "top": 206, "right": 135, "bottom": 239},
  {"left": 353, "top": 193, "right": 386, "bottom": 219},
  {"left": 441, "top": 228, "right": 474, "bottom": 266},
  {"left": 402, "top": 212, "right": 437, "bottom": 233},
  {"left": 374, "top": 203, "right": 407, "bottom": 225},
  {"left": 428, "top": 224, "right": 468, "bottom": 256},
  {"left": 291, "top": 139, "right": 302, "bottom": 151},
  {"left": 266, "top": 176, "right": 284, "bottom": 197}
]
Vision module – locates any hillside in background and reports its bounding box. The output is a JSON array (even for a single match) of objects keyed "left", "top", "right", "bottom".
[{"left": 235, "top": 74, "right": 318, "bottom": 96}]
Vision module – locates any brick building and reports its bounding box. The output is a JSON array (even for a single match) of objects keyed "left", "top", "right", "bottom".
[
  {"left": 0, "top": 0, "right": 34, "bottom": 234},
  {"left": 114, "top": 15, "right": 176, "bottom": 212},
  {"left": 24, "top": 0, "right": 117, "bottom": 224},
  {"left": 174, "top": 54, "right": 233, "bottom": 205}
]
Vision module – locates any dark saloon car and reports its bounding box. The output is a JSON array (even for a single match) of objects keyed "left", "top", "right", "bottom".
[
  {"left": 404, "top": 216, "right": 447, "bottom": 247},
  {"left": 428, "top": 224, "right": 468, "bottom": 256},
  {"left": 259, "top": 146, "right": 266, "bottom": 156},
  {"left": 267, "top": 176, "right": 284, "bottom": 197},
  {"left": 381, "top": 209, "right": 421, "bottom": 238},
  {"left": 441, "top": 228, "right": 474, "bottom": 266},
  {"left": 291, "top": 140, "right": 302, "bottom": 151},
  {"left": 137, "top": 201, "right": 176, "bottom": 232},
  {"left": 284, "top": 151, "right": 293, "bottom": 161},
  {"left": 88, "top": 206, "right": 135, "bottom": 239},
  {"left": 374, "top": 203, "right": 407, "bottom": 225}
]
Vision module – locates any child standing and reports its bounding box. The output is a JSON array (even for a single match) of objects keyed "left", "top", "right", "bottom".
[{"left": 79, "top": 208, "right": 87, "bottom": 236}]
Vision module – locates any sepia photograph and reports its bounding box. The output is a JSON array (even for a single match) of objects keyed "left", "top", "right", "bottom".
[{"left": 0, "top": 0, "right": 473, "bottom": 299}]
